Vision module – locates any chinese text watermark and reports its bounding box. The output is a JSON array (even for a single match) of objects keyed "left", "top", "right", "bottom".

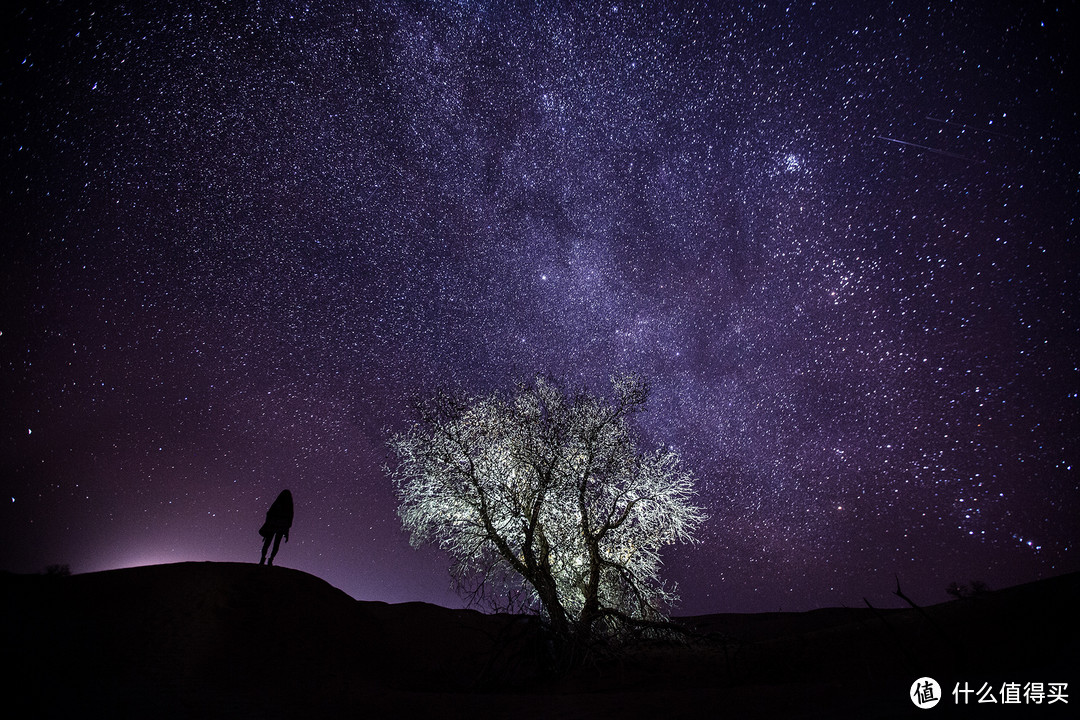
[{"left": 911, "top": 679, "right": 1068, "bottom": 709}]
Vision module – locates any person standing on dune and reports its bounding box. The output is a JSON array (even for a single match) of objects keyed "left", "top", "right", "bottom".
[{"left": 259, "top": 489, "right": 293, "bottom": 566}]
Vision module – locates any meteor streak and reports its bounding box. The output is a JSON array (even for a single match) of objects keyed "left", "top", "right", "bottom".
[{"left": 875, "top": 135, "right": 977, "bottom": 162}]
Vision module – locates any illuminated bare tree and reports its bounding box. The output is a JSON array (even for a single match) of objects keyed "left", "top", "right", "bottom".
[{"left": 389, "top": 374, "right": 705, "bottom": 645}]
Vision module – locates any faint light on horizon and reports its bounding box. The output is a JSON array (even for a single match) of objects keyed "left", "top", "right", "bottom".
[{"left": 92, "top": 543, "right": 236, "bottom": 573}]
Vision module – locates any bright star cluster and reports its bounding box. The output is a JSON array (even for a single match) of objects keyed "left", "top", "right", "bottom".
[{"left": 1, "top": 1, "right": 1076, "bottom": 613}]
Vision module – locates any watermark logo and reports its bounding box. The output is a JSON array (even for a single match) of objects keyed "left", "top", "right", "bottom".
[
  {"left": 909, "top": 678, "right": 1069, "bottom": 708},
  {"left": 912, "top": 677, "right": 942, "bottom": 709}
]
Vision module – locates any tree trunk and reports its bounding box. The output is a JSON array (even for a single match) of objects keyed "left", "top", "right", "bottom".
[
  {"left": 576, "top": 539, "right": 603, "bottom": 641},
  {"left": 534, "top": 572, "right": 570, "bottom": 638}
]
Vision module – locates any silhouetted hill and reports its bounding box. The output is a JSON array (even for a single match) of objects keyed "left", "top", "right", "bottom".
[{"left": 3, "top": 562, "right": 1077, "bottom": 718}]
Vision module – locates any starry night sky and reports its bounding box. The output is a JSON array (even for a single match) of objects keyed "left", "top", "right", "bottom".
[{"left": 2, "top": 0, "right": 1077, "bottom": 615}]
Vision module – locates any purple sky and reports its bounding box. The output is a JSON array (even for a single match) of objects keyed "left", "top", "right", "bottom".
[{"left": 2, "top": 0, "right": 1077, "bottom": 615}]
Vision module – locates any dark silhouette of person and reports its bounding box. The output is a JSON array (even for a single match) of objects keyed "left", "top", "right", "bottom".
[{"left": 259, "top": 489, "right": 293, "bottom": 566}]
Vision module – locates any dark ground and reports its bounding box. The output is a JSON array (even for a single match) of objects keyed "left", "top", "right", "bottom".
[{"left": 3, "top": 562, "right": 1076, "bottom": 718}]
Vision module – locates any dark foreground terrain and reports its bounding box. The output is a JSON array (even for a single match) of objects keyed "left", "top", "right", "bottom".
[{"left": 3, "top": 562, "right": 1076, "bottom": 718}]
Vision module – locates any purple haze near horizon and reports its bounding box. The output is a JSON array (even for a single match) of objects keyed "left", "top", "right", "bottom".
[{"left": 2, "top": 1, "right": 1077, "bottom": 615}]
